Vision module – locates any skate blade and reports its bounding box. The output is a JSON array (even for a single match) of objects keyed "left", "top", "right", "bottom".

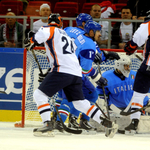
[
  {"left": 125, "top": 130, "right": 136, "bottom": 135},
  {"left": 81, "top": 129, "right": 97, "bottom": 135},
  {"left": 105, "top": 123, "right": 118, "bottom": 138},
  {"left": 33, "top": 131, "right": 55, "bottom": 137}
]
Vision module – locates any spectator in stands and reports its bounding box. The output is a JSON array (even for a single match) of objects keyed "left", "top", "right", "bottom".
[
  {"left": 111, "top": 6, "right": 137, "bottom": 49},
  {"left": 127, "top": 0, "right": 150, "bottom": 20},
  {"left": 21, "top": 0, "right": 29, "bottom": 12},
  {"left": 90, "top": 4, "right": 109, "bottom": 48},
  {"left": 0, "top": 12, "right": 23, "bottom": 48},
  {"left": 33, "top": 3, "right": 51, "bottom": 33}
]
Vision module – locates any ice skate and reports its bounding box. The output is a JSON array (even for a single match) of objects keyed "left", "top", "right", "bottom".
[
  {"left": 33, "top": 121, "right": 54, "bottom": 137},
  {"left": 125, "top": 119, "right": 139, "bottom": 135},
  {"left": 79, "top": 118, "right": 96, "bottom": 130},
  {"left": 79, "top": 118, "right": 97, "bottom": 134},
  {"left": 54, "top": 121, "right": 64, "bottom": 132},
  {"left": 68, "top": 114, "right": 79, "bottom": 129},
  {"left": 100, "top": 116, "right": 118, "bottom": 138}
]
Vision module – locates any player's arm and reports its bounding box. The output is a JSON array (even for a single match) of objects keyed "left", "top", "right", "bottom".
[
  {"left": 124, "top": 40, "right": 138, "bottom": 55},
  {"left": 124, "top": 22, "right": 149, "bottom": 55},
  {"left": 95, "top": 42, "right": 120, "bottom": 61},
  {"left": 79, "top": 49, "right": 107, "bottom": 86},
  {"left": 24, "top": 27, "right": 50, "bottom": 51}
]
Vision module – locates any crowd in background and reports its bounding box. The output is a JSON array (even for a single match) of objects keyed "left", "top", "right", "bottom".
[{"left": 0, "top": 0, "right": 149, "bottom": 48}]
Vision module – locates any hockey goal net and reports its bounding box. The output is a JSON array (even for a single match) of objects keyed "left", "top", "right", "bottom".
[{"left": 15, "top": 47, "right": 143, "bottom": 127}]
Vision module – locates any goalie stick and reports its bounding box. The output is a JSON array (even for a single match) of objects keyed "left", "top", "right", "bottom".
[
  {"left": 97, "top": 63, "right": 110, "bottom": 119},
  {"left": 110, "top": 104, "right": 150, "bottom": 116},
  {"left": 0, "top": 82, "right": 14, "bottom": 94}
]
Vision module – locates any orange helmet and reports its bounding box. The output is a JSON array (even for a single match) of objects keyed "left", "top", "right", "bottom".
[{"left": 48, "top": 13, "right": 63, "bottom": 28}]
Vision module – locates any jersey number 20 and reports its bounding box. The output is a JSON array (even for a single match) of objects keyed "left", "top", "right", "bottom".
[{"left": 62, "top": 36, "right": 74, "bottom": 54}]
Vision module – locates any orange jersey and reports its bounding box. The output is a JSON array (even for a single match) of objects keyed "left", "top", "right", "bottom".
[{"left": 33, "top": 26, "right": 82, "bottom": 77}]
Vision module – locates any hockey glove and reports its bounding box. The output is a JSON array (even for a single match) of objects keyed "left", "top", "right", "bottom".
[
  {"left": 24, "top": 38, "right": 35, "bottom": 51},
  {"left": 38, "top": 68, "right": 51, "bottom": 82},
  {"left": 102, "top": 51, "right": 120, "bottom": 60},
  {"left": 94, "top": 52, "right": 102, "bottom": 64},
  {"left": 96, "top": 76, "right": 108, "bottom": 87},
  {"left": 124, "top": 41, "right": 138, "bottom": 55}
]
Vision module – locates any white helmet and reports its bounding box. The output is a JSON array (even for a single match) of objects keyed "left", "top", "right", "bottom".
[{"left": 114, "top": 55, "right": 131, "bottom": 77}]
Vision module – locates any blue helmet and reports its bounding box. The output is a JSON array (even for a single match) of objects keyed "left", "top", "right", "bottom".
[
  {"left": 84, "top": 20, "right": 101, "bottom": 34},
  {"left": 76, "top": 13, "right": 93, "bottom": 26}
]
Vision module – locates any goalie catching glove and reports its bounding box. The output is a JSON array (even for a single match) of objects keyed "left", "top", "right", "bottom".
[
  {"left": 38, "top": 68, "right": 51, "bottom": 82},
  {"left": 102, "top": 50, "right": 120, "bottom": 60},
  {"left": 124, "top": 40, "right": 138, "bottom": 55}
]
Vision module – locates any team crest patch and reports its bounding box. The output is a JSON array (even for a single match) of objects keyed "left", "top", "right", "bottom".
[{"left": 131, "top": 75, "right": 134, "bottom": 79}]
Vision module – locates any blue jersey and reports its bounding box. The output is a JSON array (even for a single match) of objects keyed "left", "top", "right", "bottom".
[
  {"left": 74, "top": 34, "right": 96, "bottom": 76},
  {"left": 64, "top": 27, "right": 85, "bottom": 40},
  {"left": 65, "top": 27, "right": 106, "bottom": 63},
  {"left": 96, "top": 70, "right": 149, "bottom": 108}
]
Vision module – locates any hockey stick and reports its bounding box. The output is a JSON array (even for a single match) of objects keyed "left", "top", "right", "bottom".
[
  {"left": 0, "top": 82, "right": 14, "bottom": 94},
  {"left": 110, "top": 104, "right": 150, "bottom": 116},
  {"left": 120, "top": 104, "right": 150, "bottom": 116},
  {"left": 97, "top": 63, "right": 110, "bottom": 119},
  {"left": 95, "top": 102, "right": 109, "bottom": 119},
  {"left": 110, "top": 97, "right": 133, "bottom": 114},
  {"left": 134, "top": 54, "right": 142, "bottom": 61},
  {"left": 54, "top": 105, "right": 82, "bottom": 134},
  {"left": 30, "top": 49, "right": 43, "bottom": 74}
]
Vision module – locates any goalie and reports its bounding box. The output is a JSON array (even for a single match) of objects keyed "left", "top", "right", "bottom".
[{"left": 96, "top": 56, "right": 150, "bottom": 133}]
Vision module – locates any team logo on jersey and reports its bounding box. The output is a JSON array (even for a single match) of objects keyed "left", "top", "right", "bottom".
[{"left": 131, "top": 74, "right": 134, "bottom": 79}]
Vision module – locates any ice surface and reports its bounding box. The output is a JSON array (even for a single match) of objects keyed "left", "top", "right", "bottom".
[{"left": 0, "top": 122, "right": 150, "bottom": 150}]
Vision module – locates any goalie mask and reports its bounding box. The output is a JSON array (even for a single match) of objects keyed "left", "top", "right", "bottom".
[
  {"left": 115, "top": 55, "right": 131, "bottom": 77},
  {"left": 48, "top": 13, "right": 63, "bottom": 28}
]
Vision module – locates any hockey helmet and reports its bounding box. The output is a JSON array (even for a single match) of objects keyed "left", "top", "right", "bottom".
[
  {"left": 48, "top": 13, "right": 63, "bottom": 28},
  {"left": 115, "top": 55, "right": 131, "bottom": 77},
  {"left": 76, "top": 13, "right": 93, "bottom": 27},
  {"left": 84, "top": 20, "right": 101, "bottom": 34}
]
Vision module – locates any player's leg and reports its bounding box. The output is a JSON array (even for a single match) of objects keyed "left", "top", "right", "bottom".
[
  {"left": 79, "top": 76, "right": 98, "bottom": 130},
  {"left": 125, "top": 64, "right": 150, "bottom": 134},
  {"left": 33, "top": 72, "right": 79, "bottom": 135},
  {"left": 54, "top": 98, "right": 72, "bottom": 132},
  {"left": 64, "top": 76, "right": 118, "bottom": 138},
  {"left": 51, "top": 90, "right": 63, "bottom": 125}
]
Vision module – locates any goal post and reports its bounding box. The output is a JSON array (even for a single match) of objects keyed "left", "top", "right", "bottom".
[{"left": 15, "top": 47, "right": 143, "bottom": 127}]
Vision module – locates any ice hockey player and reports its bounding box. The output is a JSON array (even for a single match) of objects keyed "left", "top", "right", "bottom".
[
  {"left": 96, "top": 56, "right": 149, "bottom": 110},
  {"left": 96, "top": 56, "right": 150, "bottom": 133},
  {"left": 53, "top": 13, "right": 119, "bottom": 132},
  {"left": 24, "top": 13, "right": 118, "bottom": 137},
  {"left": 123, "top": 17, "right": 150, "bottom": 134}
]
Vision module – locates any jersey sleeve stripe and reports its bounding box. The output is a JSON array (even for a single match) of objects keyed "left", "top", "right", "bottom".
[{"left": 82, "top": 67, "right": 93, "bottom": 74}]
